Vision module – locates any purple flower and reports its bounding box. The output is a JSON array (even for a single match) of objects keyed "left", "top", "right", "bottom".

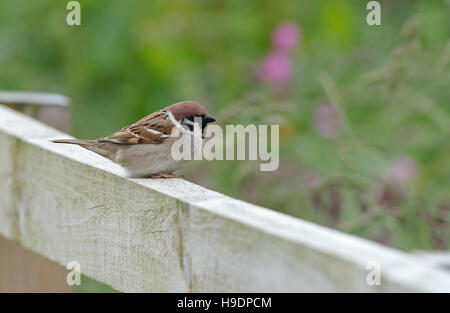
[
  {"left": 314, "top": 104, "right": 340, "bottom": 138},
  {"left": 385, "top": 156, "right": 417, "bottom": 182},
  {"left": 259, "top": 51, "right": 292, "bottom": 87},
  {"left": 376, "top": 156, "right": 417, "bottom": 209},
  {"left": 272, "top": 22, "right": 301, "bottom": 52},
  {"left": 257, "top": 21, "right": 301, "bottom": 90}
]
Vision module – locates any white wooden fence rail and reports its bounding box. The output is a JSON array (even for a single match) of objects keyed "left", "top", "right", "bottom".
[{"left": 1, "top": 103, "right": 450, "bottom": 292}]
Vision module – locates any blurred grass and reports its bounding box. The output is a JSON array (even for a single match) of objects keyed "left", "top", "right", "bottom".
[
  {"left": 72, "top": 275, "right": 119, "bottom": 293},
  {"left": 1, "top": 0, "right": 449, "bottom": 292}
]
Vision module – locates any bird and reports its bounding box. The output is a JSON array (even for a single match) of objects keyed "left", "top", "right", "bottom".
[{"left": 51, "top": 101, "right": 216, "bottom": 178}]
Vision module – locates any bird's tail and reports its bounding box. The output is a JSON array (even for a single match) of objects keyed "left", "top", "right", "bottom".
[
  {"left": 50, "top": 139, "right": 98, "bottom": 145},
  {"left": 51, "top": 138, "right": 115, "bottom": 160}
]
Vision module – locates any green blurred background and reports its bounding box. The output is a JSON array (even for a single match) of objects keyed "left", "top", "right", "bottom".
[{"left": 1, "top": 0, "right": 449, "bottom": 290}]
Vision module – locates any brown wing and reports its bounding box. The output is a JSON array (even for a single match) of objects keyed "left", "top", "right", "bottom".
[{"left": 100, "top": 110, "right": 175, "bottom": 144}]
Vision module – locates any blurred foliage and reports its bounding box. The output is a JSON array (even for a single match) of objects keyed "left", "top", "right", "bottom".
[
  {"left": 73, "top": 275, "right": 119, "bottom": 293},
  {"left": 1, "top": 0, "right": 449, "bottom": 260}
]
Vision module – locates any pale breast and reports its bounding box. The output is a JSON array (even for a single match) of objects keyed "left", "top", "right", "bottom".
[{"left": 114, "top": 139, "right": 186, "bottom": 177}]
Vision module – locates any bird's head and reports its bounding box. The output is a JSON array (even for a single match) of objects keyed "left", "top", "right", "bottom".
[{"left": 166, "top": 101, "right": 216, "bottom": 136}]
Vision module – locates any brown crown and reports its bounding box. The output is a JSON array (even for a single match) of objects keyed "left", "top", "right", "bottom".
[{"left": 166, "top": 101, "right": 208, "bottom": 121}]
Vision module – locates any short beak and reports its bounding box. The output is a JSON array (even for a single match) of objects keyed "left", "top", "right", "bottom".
[{"left": 203, "top": 114, "right": 216, "bottom": 124}]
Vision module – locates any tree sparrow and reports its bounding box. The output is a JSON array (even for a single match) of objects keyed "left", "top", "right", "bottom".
[{"left": 51, "top": 101, "right": 216, "bottom": 178}]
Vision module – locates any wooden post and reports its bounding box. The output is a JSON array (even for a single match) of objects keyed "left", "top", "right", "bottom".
[
  {"left": 0, "top": 92, "right": 72, "bottom": 292},
  {"left": 0, "top": 235, "right": 71, "bottom": 292},
  {"left": 0, "top": 91, "right": 70, "bottom": 132}
]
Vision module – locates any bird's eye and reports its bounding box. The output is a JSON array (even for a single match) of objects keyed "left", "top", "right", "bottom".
[
  {"left": 182, "top": 115, "right": 209, "bottom": 133},
  {"left": 182, "top": 116, "right": 195, "bottom": 132}
]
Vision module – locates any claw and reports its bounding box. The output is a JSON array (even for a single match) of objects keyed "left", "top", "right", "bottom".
[{"left": 149, "top": 172, "right": 184, "bottom": 179}]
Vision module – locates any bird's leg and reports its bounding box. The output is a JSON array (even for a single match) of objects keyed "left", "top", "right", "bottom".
[{"left": 150, "top": 172, "right": 184, "bottom": 179}]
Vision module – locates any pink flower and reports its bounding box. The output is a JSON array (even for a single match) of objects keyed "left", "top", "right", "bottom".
[
  {"left": 376, "top": 156, "right": 417, "bottom": 209},
  {"left": 385, "top": 156, "right": 417, "bottom": 182},
  {"left": 314, "top": 104, "right": 340, "bottom": 138},
  {"left": 272, "top": 22, "right": 301, "bottom": 52},
  {"left": 260, "top": 52, "right": 292, "bottom": 87},
  {"left": 257, "top": 22, "right": 301, "bottom": 90}
]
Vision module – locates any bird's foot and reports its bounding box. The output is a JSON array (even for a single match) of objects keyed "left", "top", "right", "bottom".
[{"left": 149, "top": 172, "right": 184, "bottom": 179}]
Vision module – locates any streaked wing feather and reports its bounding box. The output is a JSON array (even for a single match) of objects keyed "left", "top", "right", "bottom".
[{"left": 101, "top": 110, "right": 174, "bottom": 145}]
